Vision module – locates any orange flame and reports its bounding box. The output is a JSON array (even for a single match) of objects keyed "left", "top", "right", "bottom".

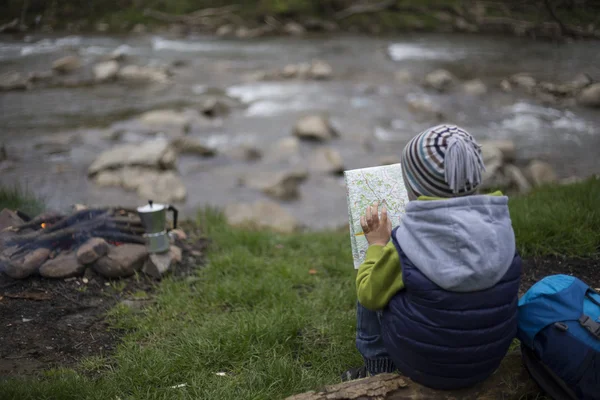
[{"left": 41, "top": 223, "right": 47, "bottom": 229}]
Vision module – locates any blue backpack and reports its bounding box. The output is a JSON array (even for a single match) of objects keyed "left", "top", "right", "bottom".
[{"left": 517, "top": 274, "right": 600, "bottom": 400}]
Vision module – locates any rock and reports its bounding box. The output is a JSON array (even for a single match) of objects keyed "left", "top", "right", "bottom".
[
  {"left": 424, "top": 69, "right": 456, "bottom": 92},
  {"left": 570, "top": 73, "right": 592, "bottom": 91},
  {"left": 0, "top": 19, "right": 21, "bottom": 34},
  {"left": 281, "top": 64, "right": 298, "bottom": 79},
  {"left": 480, "top": 144, "right": 504, "bottom": 188},
  {"left": 463, "top": 79, "right": 487, "bottom": 96},
  {"left": 504, "top": 164, "right": 532, "bottom": 194},
  {"left": 4, "top": 248, "right": 51, "bottom": 279},
  {"left": 88, "top": 139, "right": 177, "bottom": 176},
  {"left": 0, "top": 208, "right": 24, "bottom": 231},
  {"left": 143, "top": 252, "right": 172, "bottom": 279},
  {"left": 296, "top": 62, "right": 312, "bottom": 80},
  {"left": 405, "top": 94, "right": 443, "bottom": 119},
  {"left": 171, "top": 137, "right": 216, "bottom": 157},
  {"left": 309, "top": 60, "right": 333, "bottom": 80},
  {"left": 379, "top": 156, "right": 401, "bottom": 166},
  {"left": 0, "top": 72, "right": 31, "bottom": 91},
  {"left": 500, "top": 79, "right": 512, "bottom": 92},
  {"left": 216, "top": 24, "right": 234, "bottom": 37},
  {"left": 142, "top": 246, "right": 181, "bottom": 279},
  {"left": 39, "top": 252, "right": 85, "bottom": 278},
  {"left": 120, "top": 167, "right": 154, "bottom": 190},
  {"left": 94, "top": 244, "right": 148, "bottom": 278},
  {"left": 170, "top": 245, "right": 182, "bottom": 263},
  {"left": 244, "top": 169, "right": 308, "bottom": 200},
  {"left": 226, "top": 144, "right": 262, "bottom": 162},
  {"left": 480, "top": 140, "right": 516, "bottom": 162},
  {"left": 95, "top": 22, "right": 110, "bottom": 32},
  {"left": 394, "top": 69, "right": 412, "bottom": 83},
  {"left": 293, "top": 115, "right": 338, "bottom": 141},
  {"left": 117, "top": 65, "right": 169, "bottom": 84},
  {"left": 308, "top": 147, "right": 344, "bottom": 174},
  {"left": 526, "top": 160, "right": 557, "bottom": 186},
  {"left": 137, "top": 171, "right": 187, "bottom": 203},
  {"left": 224, "top": 200, "right": 299, "bottom": 233},
  {"left": 28, "top": 70, "right": 54, "bottom": 83},
  {"left": 138, "top": 109, "right": 195, "bottom": 134},
  {"left": 577, "top": 83, "right": 600, "bottom": 108},
  {"left": 77, "top": 238, "right": 110, "bottom": 265},
  {"left": 266, "top": 137, "right": 301, "bottom": 162},
  {"left": 283, "top": 22, "right": 305, "bottom": 36},
  {"left": 52, "top": 56, "right": 82, "bottom": 74},
  {"left": 509, "top": 73, "right": 536, "bottom": 92},
  {"left": 95, "top": 170, "right": 123, "bottom": 187},
  {"left": 131, "top": 23, "right": 147, "bottom": 34},
  {"left": 93, "top": 61, "right": 119, "bottom": 82},
  {"left": 200, "top": 97, "right": 230, "bottom": 118}
]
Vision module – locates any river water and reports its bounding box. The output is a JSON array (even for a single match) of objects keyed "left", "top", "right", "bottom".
[{"left": 1, "top": 32, "right": 599, "bottom": 229}]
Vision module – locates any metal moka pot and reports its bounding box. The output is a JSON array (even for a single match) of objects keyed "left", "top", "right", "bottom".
[{"left": 137, "top": 200, "right": 179, "bottom": 253}]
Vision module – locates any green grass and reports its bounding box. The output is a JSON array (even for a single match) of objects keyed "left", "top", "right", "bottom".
[
  {"left": 0, "top": 185, "right": 44, "bottom": 217},
  {"left": 0, "top": 179, "right": 597, "bottom": 399},
  {"left": 0, "top": 209, "right": 360, "bottom": 399},
  {"left": 510, "top": 177, "right": 600, "bottom": 258}
]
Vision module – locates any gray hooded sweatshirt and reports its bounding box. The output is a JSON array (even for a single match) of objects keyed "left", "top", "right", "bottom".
[{"left": 394, "top": 194, "right": 516, "bottom": 292}]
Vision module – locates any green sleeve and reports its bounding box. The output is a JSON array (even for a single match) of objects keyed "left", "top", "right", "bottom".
[{"left": 355, "top": 241, "right": 404, "bottom": 311}]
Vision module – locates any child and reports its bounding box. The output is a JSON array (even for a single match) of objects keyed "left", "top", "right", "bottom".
[{"left": 344, "top": 125, "right": 521, "bottom": 390}]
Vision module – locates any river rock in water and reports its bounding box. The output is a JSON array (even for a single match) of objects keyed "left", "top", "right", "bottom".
[
  {"left": 171, "top": 136, "right": 216, "bottom": 157},
  {"left": 480, "top": 140, "right": 516, "bottom": 162},
  {"left": 242, "top": 169, "right": 308, "bottom": 200},
  {"left": 137, "top": 171, "right": 187, "bottom": 203},
  {"left": 265, "top": 137, "right": 301, "bottom": 163},
  {"left": 88, "top": 139, "right": 177, "bottom": 176},
  {"left": 283, "top": 22, "right": 306, "bottom": 36},
  {"left": 309, "top": 60, "right": 333, "bottom": 80},
  {"left": 509, "top": 73, "right": 536, "bottom": 92},
  {"left": 577, "top": 83, "right": 600, "bottom": 108},
  {"left": 308, "top": 147, "right": 344, "bottom": 174},
  {"left": 0, "top": 72, "right": 31, "bottom": 91},
  {"left": 117, "top": 65, "right": 169, "bottom": 84},
  {"left": 463, "top": 79, "right": 487, "bottom": 96},
  {"left": 424, "top": 69, "right": 455, "bottom": 92},
  {"left": 137, "top": 109, "right": 204, "bottom": 135},
  {"left": 293, "top": 115, "right": 338, "bottom": 141},
  {"left": 52, "top": 56, "right": 82, "bottom": 74},
  {"left": 93, "top": 61, "right": 119, "bottom": 82},
  {"left": 224, "top": 200, "right": 299, "bottom": 233},
  {"left": 526, "top": 160, "right": 557, "bottom": 186}
]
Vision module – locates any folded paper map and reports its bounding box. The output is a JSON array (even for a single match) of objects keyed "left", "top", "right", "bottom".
[{"left": 344, "top": 164, "right": 409, "bottom": 269}]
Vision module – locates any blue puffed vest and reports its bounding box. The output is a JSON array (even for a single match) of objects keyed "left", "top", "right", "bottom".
[{"left": 380, "top": 227, "right": 522, "bottom": 390}]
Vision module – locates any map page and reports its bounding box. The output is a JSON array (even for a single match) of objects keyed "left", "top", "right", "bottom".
[{"left": 343, "top": 163, "right": 409, "bottom": 269}]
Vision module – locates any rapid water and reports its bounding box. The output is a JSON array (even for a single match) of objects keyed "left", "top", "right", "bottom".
[{"left": 1, "top": 32, "right": 599, "bottom": 228}]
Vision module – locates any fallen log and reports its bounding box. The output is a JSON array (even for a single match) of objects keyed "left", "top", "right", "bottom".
[{"left": 285, "top": 351, "right": 541, "bottom": 400}]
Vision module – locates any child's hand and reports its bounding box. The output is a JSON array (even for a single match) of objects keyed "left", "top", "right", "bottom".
[{"left": 360, "top": 201, "right": 392, "bottom": 247}]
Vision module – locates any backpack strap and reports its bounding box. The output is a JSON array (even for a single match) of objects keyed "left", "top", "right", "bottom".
[{"left": 579, "top": 315, "right": 600, "bottom": 339}]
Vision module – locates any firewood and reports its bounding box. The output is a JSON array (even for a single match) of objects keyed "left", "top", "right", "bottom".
[{"left": 12, "top": 212, "right": 66, "bottom": 232}]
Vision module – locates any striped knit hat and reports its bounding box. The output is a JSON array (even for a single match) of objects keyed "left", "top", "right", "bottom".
[{"left": 401, "top": 124, "right": 486, "bottom": 198}]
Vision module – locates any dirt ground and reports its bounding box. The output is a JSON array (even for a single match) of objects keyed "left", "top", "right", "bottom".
[
  {"left": 0, "top": 222, "right": 208, "bottom": 378},
  {"left": 0, "top": 252, "right": 597, "bottom": 379}
]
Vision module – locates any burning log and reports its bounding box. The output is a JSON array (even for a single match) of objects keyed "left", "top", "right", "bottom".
[{"left": 7, "top": 212, "right": 65, "bottom": 232}]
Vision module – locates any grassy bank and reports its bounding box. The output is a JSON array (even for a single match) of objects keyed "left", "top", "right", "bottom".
[
  {"left": 0, "top": 186, "right": 44, "bottom": 218},
  {"left": 0, "top": 178, "right": 598, "bottom": 399},
  {"left": 5, "top": 0, "right": 600, "bottom": 36}
]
